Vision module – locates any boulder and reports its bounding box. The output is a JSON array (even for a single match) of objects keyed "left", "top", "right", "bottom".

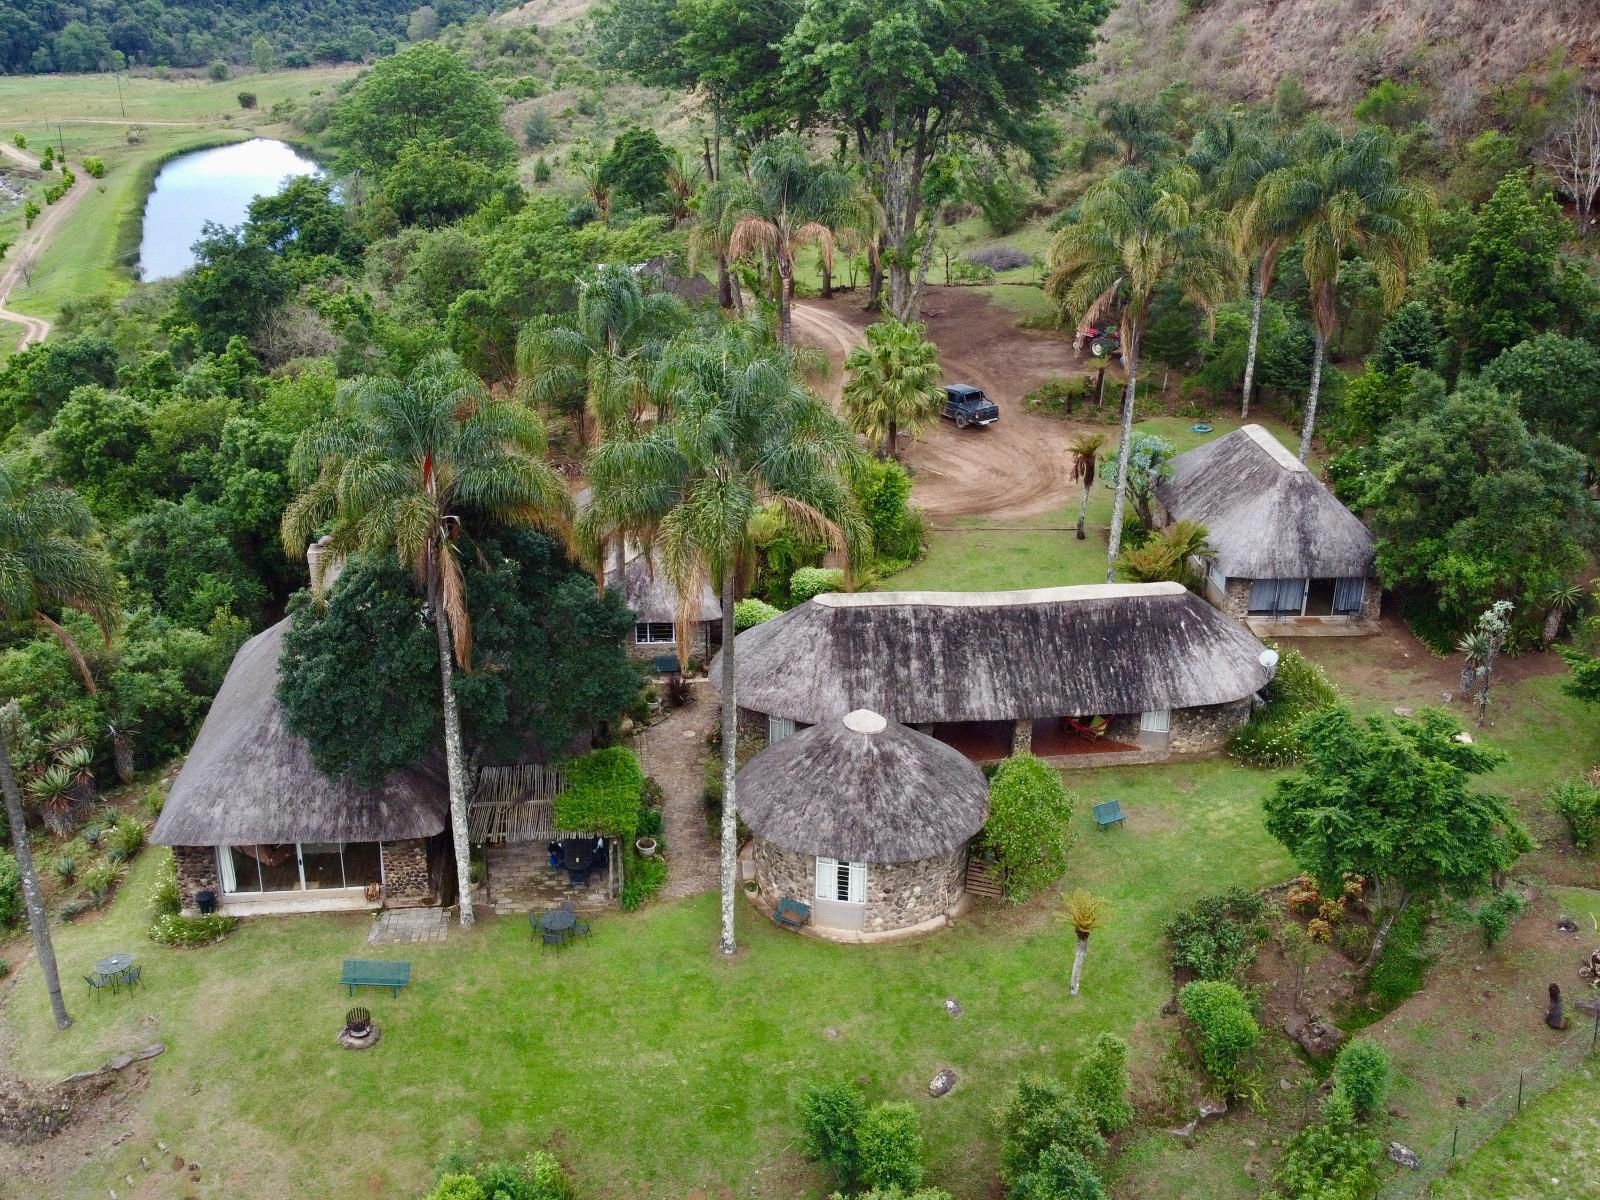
[
  {"left": 1388, "top": 1142, "right": 1420, "bottom": 1169},
  {"left": 929, "top": 1068, "right": 958, "bottom": 1098},
  {"left": 1285, "top": 1012, "right": 1346, "bottom": 1058}
]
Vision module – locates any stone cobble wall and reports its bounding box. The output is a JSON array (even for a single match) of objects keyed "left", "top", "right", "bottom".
[
  {"left": 1170, "top": 698, "right": 1252, "bottom": 752},
  {"left": 1220, "top": 578, "right": 1251, "bottom": 618},
  {"left": 753, "top": 838, "right": 968, "bottom": 934},
  {"left": 381, "top": 839, "right": 431, "bottom": 900},
  {"left": 173, "top": 845, "right": 218, "bottom": 913}
]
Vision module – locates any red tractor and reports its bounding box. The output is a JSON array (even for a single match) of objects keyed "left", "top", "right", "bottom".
[{"left": 1083, "top": 325, "right": 1122, "bottom": 359}]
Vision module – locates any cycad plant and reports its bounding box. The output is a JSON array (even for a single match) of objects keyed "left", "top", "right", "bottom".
[
  {"left": 587, "top": 322, "right": 865, "bottom": 954},
  {"left": 26, "top": 764, "right": 77, "bottom": 836},
  {"left": 1063, "top": 889, "right": 1111, "bottom": 998},
  {"left": 1115, "top": 519, "right": 1216, "bottom": 589},
  {"left": 839, "top": 319, "right": 945, "bottom": 459},
  {"left": 1047, "top": 166, "right": 1238, "bottom": 579},
  {"left": 283, "top": 350, "right": 572, "bottom": 927}
]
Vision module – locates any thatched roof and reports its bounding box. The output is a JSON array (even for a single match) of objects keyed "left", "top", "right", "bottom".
[
  {"left": 621, "top": 548, "right": 721, "bottom": 625},
  {"left": 713, "top": 582, "right": 1270, "bottom": 725},
  {"left": 151, "top": 620, "right": 448, "bottom": 847},
  {"left": 1157, "top": 425, "right": 1375, "bottom": 580},
  {"left": 738, "top": 710, "right": 988, "bottom": 861}
]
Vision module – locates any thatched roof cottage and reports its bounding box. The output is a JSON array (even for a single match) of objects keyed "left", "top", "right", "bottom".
[
  {"left": 1156, "top": 425, "right": 1379, "bottom": 634},
  {"left": 715, "top": 582, "right": 1271, "bottom": 765},
  {"left": 620, "top": 547, "right": 722, "bottom": 664},
  {"left": 151, "top": 619, "right": 448, "bottom": 916},
  {"left": 739, "top": 709, "right": 989, "bottom": 938}
]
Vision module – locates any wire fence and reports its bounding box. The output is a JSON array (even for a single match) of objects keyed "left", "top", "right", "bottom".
[{"left": 1374, "top": 1005, "right": 1600, "bottom": 1199}]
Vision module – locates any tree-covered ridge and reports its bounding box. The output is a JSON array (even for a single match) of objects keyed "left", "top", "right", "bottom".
[{"left": 0, "top": 0, "right": 498, "bottom": 75}]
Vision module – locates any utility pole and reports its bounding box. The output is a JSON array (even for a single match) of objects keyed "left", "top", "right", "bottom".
[{"left": 113, "top": 68, "right": 126, "bottom": 119}]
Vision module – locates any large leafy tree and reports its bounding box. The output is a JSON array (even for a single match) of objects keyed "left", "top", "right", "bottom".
[
  {"left": 329, "top": 42, "right": 515, "bottom": 175},
  {"left": 716, "top": 136, "right": 870, "bottom": 346},
  {"left": 587, "top": 322, "right": 865, "bottom": 954},
  {"left": 1479, "top": 333, "right": 1600, "bottom": 455},
  {"left": 1264, "top": 706, "right": 1530, "bottom": 967},
  {"left": 839, "top": 318, "right": 944, "bottom": 459},
  {"left": 279, "top": 534, "right": 639, "bottom": 782},
  {"left": 783, "top": 0, "right": 1110, "bottom": 322},
  {"left": 1251, "top": 127, "right": 1432, "bottom": 459},
  {"left": 1350, "top": 377, "right": 1594, "bottom": 643},
  {"left": 281, "top": 350, "right": 571, "bottom": 927},
  {"left": 170, "top": 223, "right": 296, "bottom": 353},
  {"left": 1047, "top": 165, "right": 1237, "bottom": 578}
]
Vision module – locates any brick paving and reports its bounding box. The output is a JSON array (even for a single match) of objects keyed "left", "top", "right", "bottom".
[
  {"left": 634, "top": 685, "right": 722, "bottom": 900},
  {"left": 366, "top": 907, "right": 449, "bottom": 945}
]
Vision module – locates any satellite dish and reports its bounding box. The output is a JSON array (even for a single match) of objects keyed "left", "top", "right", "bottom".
[{"left": 1258, "top": 648, "right": 1281, "bottom": 676}]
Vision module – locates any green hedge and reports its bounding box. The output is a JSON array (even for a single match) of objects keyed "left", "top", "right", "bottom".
[
  {"left": 791, "top": 566, "right": 847, "bottom": 605},
  {"left": 554, "top": 747, "right": 646, "bottom": 841},
  {"left": 734, "top": 598, "right": 781, "bottom": 630},
  {"left": 982, "top": 754, "right": 1076, "bottom": 902},
  {"left": 0, "top": 851, "right": 20, "bottom": 929}
]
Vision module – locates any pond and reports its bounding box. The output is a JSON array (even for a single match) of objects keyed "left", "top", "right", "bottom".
[{"left": 138, "top": 138, "right": 322, "bottom": 282}]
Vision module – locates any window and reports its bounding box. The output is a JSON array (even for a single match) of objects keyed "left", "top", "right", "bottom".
[
  {"left": 1332, "top": 577, "right": 1366, "bottom": 615},
  {"left": 216, "top": 842, "right": 384, "bottom": 894},
  {"left": 1247, "top": 577, "right": 1307, "bottom": 616},
  {"left": 1139, "top": 709, "right": 1171, "bottom": 734},
  {"left": 635, "top": 622, "right": 676, "bottom": 644},
  {"left": 1206, "top": 558, "right": 1226, "bottom": 595},
  {"left": 814, "top": 856, "right": 866, "bottom": 904},
  {"left": 768, "top": 716, "right": 797, "bottom": 743}
]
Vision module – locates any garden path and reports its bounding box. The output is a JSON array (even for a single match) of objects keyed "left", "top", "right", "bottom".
[{"left": 633, "top": 685, "right": 720, "bottom": 900}]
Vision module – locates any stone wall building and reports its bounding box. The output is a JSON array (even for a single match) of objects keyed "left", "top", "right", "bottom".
[
  {"left": 739, "top": 709, "right": 989, "bottom": 940},
  {"left": 1156, "top": 425, "right": 1381, "bottom": 636}
]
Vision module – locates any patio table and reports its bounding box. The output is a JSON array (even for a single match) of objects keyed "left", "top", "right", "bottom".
[
  {"left": 95, "top": 953, "right": 134, "bottom": 977},
  {"left": 539, "top": 909, "right": 576, "bottom": 935}
]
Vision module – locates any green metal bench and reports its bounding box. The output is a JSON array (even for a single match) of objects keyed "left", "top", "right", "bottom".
[
  {"left": 651, "top": 654, "right": 681, "bottom": 675},
  {"left": 340, "top": 959, "right": 412, "bottom": 997},
  {"left": 1092, "top": 800, "right": 1126, "bottom": 830},
  {"left": 772, "top": 898, "right": 811, "bottom": 932}
]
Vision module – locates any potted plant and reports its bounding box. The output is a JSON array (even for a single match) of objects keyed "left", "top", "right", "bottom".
[{"left": 636, "top": 836, "right": 658, "bottom": 858}]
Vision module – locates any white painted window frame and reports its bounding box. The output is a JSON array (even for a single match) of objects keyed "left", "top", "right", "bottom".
[
  {"left": 814, "top": 855, "right": 866, "bottom": 904},
  {"left": 1139, "top": 709, "right": 1171, "bottom": 734},
  {"left": 634, "top": 621, "right": 676, "bottom": 645},
  {"left": 767, "top": 715, "right": 797, "bottom": 743}
]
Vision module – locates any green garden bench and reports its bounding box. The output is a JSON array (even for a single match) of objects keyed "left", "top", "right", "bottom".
[
  {"left": 1092, "top": 800, "right": 1126, "bottom": 830},
  {"left": 772, "top": 899, "right": 811, "bottom": 932},
  {"left": 651, "top": 654, "right": 681, "bottom": 675},
  {"left": 340, "top": 959, "right": 412, "bottom": 997}
]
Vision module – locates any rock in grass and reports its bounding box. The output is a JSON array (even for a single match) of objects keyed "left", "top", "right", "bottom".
[{"left": 929, "top": 1068, "right": 958, "bottom": 1098}]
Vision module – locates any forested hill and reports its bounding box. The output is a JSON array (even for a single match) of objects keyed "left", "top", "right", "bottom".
[{"left": 0, "top": 0, "right": 499, "bottom": 75}]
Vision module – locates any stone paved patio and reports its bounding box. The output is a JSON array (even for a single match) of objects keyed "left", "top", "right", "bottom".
[{"left": 367, "top": 907, "right": 449, "bottom": 945}]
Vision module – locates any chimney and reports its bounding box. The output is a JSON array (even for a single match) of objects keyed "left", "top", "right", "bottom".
[{"left": 306, "top": 535, "right": 345, "bottom": 601}]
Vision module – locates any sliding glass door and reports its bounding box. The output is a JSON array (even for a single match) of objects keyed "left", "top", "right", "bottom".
[{"left": 217, "top": 841, "right": 384, "bottom": 894}]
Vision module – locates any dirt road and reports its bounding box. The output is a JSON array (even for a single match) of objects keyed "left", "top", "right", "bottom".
[
  {"left": 0, "top": 143, "right": 90, "bottom": 348},
  {"left": 793, "top": 287, "right": 1092, "bottom": 522}
]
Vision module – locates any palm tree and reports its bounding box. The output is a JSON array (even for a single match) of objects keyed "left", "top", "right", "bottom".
[
  {"left": 1047, "top": 166, "right": 1238, "bottom": 581},
  {"left": 1, "top": 704, "right": 69, "bottom": 1029},
  {"left": 1081, "top": 99, "right": 1178, "bottom": 169},
  {"left": 1115, "top": 519, "right": 1216, "bottom": 588},
  {"left": 1539, "top": 581, "right": 1585, "bottom": 646},
  {"left": 839, "top": 319, "right": 945, "bottom": 459},
  {"left": 1066, "top": 432, "right": 1107, "bottom": 541},
  {"left": 664, "top": 149, "right": 702, "bottom": 228},
  {"left": 282, "top": 350, "right": 572, "bottom": 928},
  {"left": 587, "top": 322, "right": 866, "bottom": 955},
  {"left": 1251, "top": 128, "right": 1431, "bottom": 460},
  {"left": 718, "top": 136, "right": 874, "bottom": 347},
  {"left": 1063, "top": 888, "right": 1110, "bottom": 998},
  {"left": 0, "top": 461, "right": 120, "bottom": 696},
  {"left": 516, "top": 263, "right": 688, "bottom": 445}
]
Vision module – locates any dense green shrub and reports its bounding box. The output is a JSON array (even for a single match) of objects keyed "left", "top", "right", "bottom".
[
  {"left": 1177, "top": 980, "right": 1260, "bottom": 1090},
  {"left": 150, "top": 852, "right": 181, "bottom": 918},
  {"left": 1549, "top": 778, "right": 1600, "bottom": 850},
  {"left": 998, "top": 1076, "right": 1104, "bottom": 1184},
  {"left": 854, "top": 457, "right": 926, "bottom": 569},
  {"left": 0, "top": 851, "right": 20, "bottom": 928},
  {"left": 1227, "top": 648, "right": 1339, "bottom": 767},
  {"left": 554, "top": 747, "right": 645, "bottom": 841},
  {"left": 1331, "top": 1039, "right": 1391, "bottom": 1120},
  {"left": 734, "top": 598, "right": 781, "bottom": 630},
  {"left": 105, "top": 816, "right": 146, "bottom": 862},
  {"left": 619, "top": 851, "right": 666, "bottom": 911},
  {"left": 1368, "top": 905, "right": 1431, "bottom": 1008},
  {"left": 427, "top": 1175, "right": 486, "bottom": 1200},
  {"left": 856, "top": 1102, "right": 925, "bottom": 1192},
  {"left": 1265, "top": 1091, "right": 1382, "bottom": 1200},
  {"left": 790, "top": 566, "right": 847, "bottom": 605},
  {"left": 1075, "top": 1034, "right": 1134, "bottom": 1134},
  {"left": 80, "top": 861, "right": 122, "bottom": 905},
  {"left": 428, "top": 1149, "right": 574, "bottom": 1200},
  {"left": 1166, "top": 887, "right": 1268, "bottom": 982},
  {"left": 1009, "top": 1143, "right": 1106, "bottom": 1200},
  {"left": 1473, "top": 890, "right": 1525, "bottom": 949},
  {"left": 982, "top": 755, "right": 1077, "bottom": 902},
  {"left": 800, "top": 1079, "right": 868, "bottom": 1190},
  {"left": 81, "top": 157, "right": 105, "bottom": 179},
  {"left": 149, "top": 912, "right": 239, "bottom": 947}
]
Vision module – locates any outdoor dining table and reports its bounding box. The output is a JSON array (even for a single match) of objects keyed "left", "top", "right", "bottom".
[
  {"left": 561, "top": 841, "right": 593, "bottom": 871},
  {"left": 95, "top": 952, "right": 134, "bottom": 977},
  {"left": 539, "top": 909, "right": 576, "bottom": 935}
]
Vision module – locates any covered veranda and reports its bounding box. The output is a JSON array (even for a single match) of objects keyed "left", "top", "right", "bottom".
[{"left": 469, "top": 765, "right": 622, "bottom": 914}]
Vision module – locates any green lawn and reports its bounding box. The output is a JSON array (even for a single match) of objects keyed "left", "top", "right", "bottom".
[
  {"left": 1433, "top": 1068, "right": 1600, "bottom": 1200},
  {"left": 3, "top": 760, "right": 1292, "bottom": 1200},
  {"left": 884, "top": 414, "right": 1311, "bottom": 592}
]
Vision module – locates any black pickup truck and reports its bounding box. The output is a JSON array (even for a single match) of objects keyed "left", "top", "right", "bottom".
[{"left": 941, "top": 384, "right": 1000, "bottom": 429}]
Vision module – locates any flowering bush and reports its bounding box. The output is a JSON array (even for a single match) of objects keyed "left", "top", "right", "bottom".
[
  {"left": 1228, "top": 648, "right": 1339, "bottom": 767},
  {"left": 149, "top": 913, "right": 238, "bottom": 947}
]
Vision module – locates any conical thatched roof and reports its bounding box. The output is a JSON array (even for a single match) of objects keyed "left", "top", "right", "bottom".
[
  {"left": 738, "top": 710, "right": 988, "bottom": 861},
  {"left": 1157, "top": 425, "right": 1374, "bottom": 580},
  {"left": 621, "top": 548, "right": 721, "bottom": 624},
  {"left": 712, "top": 582, "right": 1270, "bottom": 725},
  {"left": 152, "top": 620, "right": 448, "bottom": 847}
]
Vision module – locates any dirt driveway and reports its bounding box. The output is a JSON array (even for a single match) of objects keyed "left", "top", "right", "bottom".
[{"left": 793, "top": 287, "right": 1095, "bottom": 522}]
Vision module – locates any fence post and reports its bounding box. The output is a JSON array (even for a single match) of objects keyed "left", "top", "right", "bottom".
[
  {"left": 1516, "top": 1070, "right": 1524, "bottom": 1112},
  {"left": 1451, "top": 1123, "right": 1459, "bottom": 1159},
  {"left": 1593, "top": 1004, "right": 1599, "bottom": 1052}
]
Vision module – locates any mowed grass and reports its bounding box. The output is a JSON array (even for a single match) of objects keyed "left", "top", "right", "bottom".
[
  {"left": 1434, "top": 1068, "right": 1600, "bottom": 1200},
  {"left": 885, "top": 414, "right": 1311, "bottom": 592},
  {"left": 3, "top": 762, "right": 1291, "bottom": 1200}
]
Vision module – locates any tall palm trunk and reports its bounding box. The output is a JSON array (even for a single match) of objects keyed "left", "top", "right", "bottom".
[
  {"left": 1070, "top": 930, "right": 1089, "bottom": 997},
  {"left": 1075, "top": 481, "right": 1091, "bottom": 540},
  {"left": 777, "top": 250, "right": 795, "bottom": 347},
  {"left": 1298, "top": 327, "right": 1326, "bottom": 462},
  {"left": 883, "top": 419, "right": 897, "bottom": 461},
  {"left": 0, "top": 722, "right": 70, "bottom": 1029},
  {"left": 1241, "top": 263, "right": 1264, "bottom": 418},
  {"left": 36, "top": 612, "right": 97, "bottom": 696},
  {"left": 717, "top": 571, "right": 738, "bottom": 956},
  {"left": 432, "top": 598, "right": 475, "bottom": 928},
  {"left": 1105, "top": 339, "right": 1140, "bottom": 581}
]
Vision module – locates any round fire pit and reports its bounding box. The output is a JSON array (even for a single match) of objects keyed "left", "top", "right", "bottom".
[{"left": 338, "top": 1006, "right": 382, "bottom": 1050}]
